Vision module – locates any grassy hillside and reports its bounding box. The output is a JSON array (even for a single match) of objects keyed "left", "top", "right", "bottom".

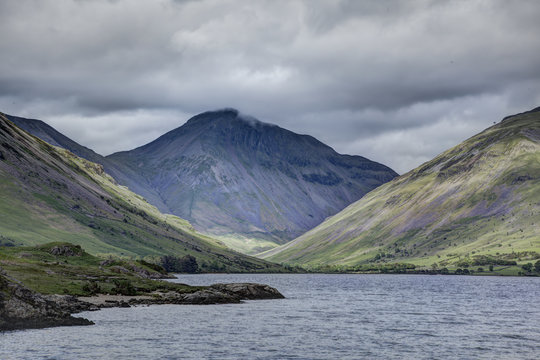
[
  {"left": 262, "top": 109, "right": 540, "bottom": 270},
  {"left": 0, "top": 242, "right": 191, "bottom": 296},
  {"left": 0, "top": 112, "right": 282, "bottom": 272}
]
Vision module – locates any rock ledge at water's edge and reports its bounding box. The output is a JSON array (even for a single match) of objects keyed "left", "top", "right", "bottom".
[
  {"left": 1, "top": 278, "right": 284, "bottom": 331},
  {"left": 0, "top": 270, "right": 93, "bottom": 331},
  {"left": 70, "top": 283, "right": 284, "bottom": 310}
]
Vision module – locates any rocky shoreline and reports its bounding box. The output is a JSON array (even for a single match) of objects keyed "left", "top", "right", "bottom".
[
  {"left": 0, "top": 272, "right": 94, "bottom": 331},
  {"left": 53, "top": 283, "right": 285, "bottom": 313},
  {"left": 1, "top": 271, "right": 284, "bottom": 331}
]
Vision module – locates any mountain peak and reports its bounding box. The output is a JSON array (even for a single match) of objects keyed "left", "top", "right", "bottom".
[
  {"left": 189, "top": 108, "right": 239, "bottom": 121},
  {"left": 185, "top": 108, "right": 273, "bottom": 130}
]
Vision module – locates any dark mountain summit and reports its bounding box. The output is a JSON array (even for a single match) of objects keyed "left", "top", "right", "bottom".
[{"left": 106, "top": 109, "right": 398, "bottom": 253}]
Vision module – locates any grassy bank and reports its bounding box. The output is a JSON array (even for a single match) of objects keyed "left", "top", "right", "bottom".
[
  {"left": 0, "top": 242, "right": 202, "bottom": 296},
  {"left": 295, "top": 254, "right": 540, "bottom": 277}
]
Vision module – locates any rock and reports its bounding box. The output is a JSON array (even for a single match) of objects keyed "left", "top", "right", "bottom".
[
  {"left": 49, "top": 245, "right": 82, "bottom": 257},
  {"left": 100, "top": 259, "right": 114, "bottom": 266},
  {"left": 177, "top": 289, "right": 240, "bottom": 305},
  {"left": 0, "top": 269, "right": 93, "bottom": 331},
  {"left": 109, "top": 265, "right": 130, "bottom": 274},
  {"left": 128, "top": 265, "right": 164, "bottom": 279},
  {"left": 147, "top": 283, "right": 284, "bottom": 305},
  {"left": 87, "top": 282, "right": 284, "bottom": 307},
  {"left": 209, "top": 283, "right": 285, "bottom": 300},
  {"left": 44, "top": 294, "right": 99, "bottom": 313}
]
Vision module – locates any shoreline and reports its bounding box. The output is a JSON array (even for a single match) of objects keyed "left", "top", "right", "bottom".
[
  {"left": 69, "top": 282, "right": 285, "bottom": 313},
  {"left": 1, "top": 281, "right": 284, "bottom": 332}
]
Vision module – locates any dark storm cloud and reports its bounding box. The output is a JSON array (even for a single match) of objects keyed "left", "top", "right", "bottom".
[{"left": 1, "top": 0, "right": 539, "bottom": 173}]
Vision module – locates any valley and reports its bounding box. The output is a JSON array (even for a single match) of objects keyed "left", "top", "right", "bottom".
[{"left": 9, "top": 109, "right": 397, "bottom": 254}]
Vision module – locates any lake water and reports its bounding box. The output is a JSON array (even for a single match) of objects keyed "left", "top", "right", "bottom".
[{"left": 1, "top": 274, "right": 539, "bottom": 359}]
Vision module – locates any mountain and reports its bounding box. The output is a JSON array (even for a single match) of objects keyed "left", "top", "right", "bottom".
[
  {"left": 262, "top": 108, "right": 540, "bottom": 267},
  {"left": 6, "top": 114, "right": 105, "bottom": 164},
  {"left": 5, "top": 114, "right": 157, "bottom": 209},
  {"left": 7, "top": 110, "right": 397, "bottom": 254},
  {"left": 0, "top": 112, "right": 282, "bottom": 272},
  {"left": 104, "top": 109, "right": 398, "bottom": 253}
]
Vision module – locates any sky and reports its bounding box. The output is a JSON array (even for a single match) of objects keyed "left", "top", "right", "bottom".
[{"left": 1, "top": 0, "right": 540, "bottom": 174}]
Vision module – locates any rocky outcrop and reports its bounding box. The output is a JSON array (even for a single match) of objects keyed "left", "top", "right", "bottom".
[
  {"left": 49, "top": 245, "right": 83, "bottom": 257},
  {"left": 1, "top": 267, "right": 284, "bottom": 331},
  {"left": 75, "top": 283, "right": 284, "bottom": 309},
  {"left": 157, "top": 283, "right": 284, "bottom": 304},
  {"left": 0, "top": 270, "right": 93, "bottom": 331},
  {"left": 209, "top": 283, "right": 285, "bottom": 300}
]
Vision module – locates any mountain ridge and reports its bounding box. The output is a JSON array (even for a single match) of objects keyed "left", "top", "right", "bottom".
[{"left": 262, "top": 108, "right": 540, "bottom": 267}]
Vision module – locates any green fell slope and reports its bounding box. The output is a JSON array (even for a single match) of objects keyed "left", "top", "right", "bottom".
[
  {"left": 0, "top": 242, "right": 185, "bottom": 296},
  {"left": 0, "top": 113, "right": 281, "bottom": 272},
  {"left": 262, "top": 109, "right": 540, "bottom": 268}
]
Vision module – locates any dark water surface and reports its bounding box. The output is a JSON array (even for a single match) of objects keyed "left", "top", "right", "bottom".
[{"left": 1, "top": 274, "right": 539, "bottom": 359}]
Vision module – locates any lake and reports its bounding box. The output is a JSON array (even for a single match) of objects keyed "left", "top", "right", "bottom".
[{"left": 1, "top": 274, "right": 539, "bottom": 359}]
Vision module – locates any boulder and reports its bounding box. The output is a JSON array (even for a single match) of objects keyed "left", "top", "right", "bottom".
[
  {"left": 210, "top": 283, "right": 285, "bottom": 300},
  {"left": 49, "top": 245, "right": 82, "bottom": 257}
]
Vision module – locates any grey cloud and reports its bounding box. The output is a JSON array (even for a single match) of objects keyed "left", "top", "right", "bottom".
[{"left": 1, "top": 0, "right": 539, "bottom": 173}]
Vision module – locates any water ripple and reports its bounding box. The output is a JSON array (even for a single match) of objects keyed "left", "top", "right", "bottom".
[{"left": 1, "top": 274, "right": 539, "bottom": 359}]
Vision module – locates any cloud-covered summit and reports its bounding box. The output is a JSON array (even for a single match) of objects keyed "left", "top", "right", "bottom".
[{"left": 1, "top": 0, "right": 539, "bottom": 173}]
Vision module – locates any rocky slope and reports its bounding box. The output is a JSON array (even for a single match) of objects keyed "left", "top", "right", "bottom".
[
  {"left": 0, "top": 112, "right": 281, "bottom": 272},
  {"left": 263, "top": 108, "right": 540, "bottom": 267},
  {"left": 105, "top": 109, "right": 397, "bottom": 253},
  {"left": 6, "top": 114, "right": 160, "bottom": 211}
]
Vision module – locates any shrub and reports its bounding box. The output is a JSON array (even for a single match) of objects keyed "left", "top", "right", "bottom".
[
  {"left": 136, "top": 259, "right": 167, "bottom": 274},
  {"left": 471, "top": 255, "right": 517, "bottom": 266},
  {"left": 82, "top": 281, "right": 101, "bottom": 295},
  {"left": 111, "top": 279, "right": 136, "bottom": 296},
  {"left": 160, "top": 255, "right": 199, "bottom": 273},
  {"left": 521, "top": 263, "right": 533, "bottom": 273}
]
